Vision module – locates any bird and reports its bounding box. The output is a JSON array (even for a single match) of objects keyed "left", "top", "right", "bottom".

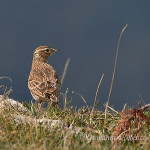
[{"left": 28, "top": 46, "right": 61, "bottom": 110}]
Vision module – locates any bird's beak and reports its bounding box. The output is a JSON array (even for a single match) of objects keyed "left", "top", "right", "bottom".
[{"left": 52, "top": 48, "right": 59, "bottom": 53}]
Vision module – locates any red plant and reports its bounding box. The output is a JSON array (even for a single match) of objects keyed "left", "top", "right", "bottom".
[{"left": 112, "top": 105, "right": 150, "bottom": 146}]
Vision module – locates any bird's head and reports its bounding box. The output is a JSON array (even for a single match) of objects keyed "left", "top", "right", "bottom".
[{"left": 33, "top": 46, "right": 59, "bottom": 62}]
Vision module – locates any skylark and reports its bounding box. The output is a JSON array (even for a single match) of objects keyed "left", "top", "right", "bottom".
[{"left": 28, "top": 46, "right": 61, "bottom": 107}]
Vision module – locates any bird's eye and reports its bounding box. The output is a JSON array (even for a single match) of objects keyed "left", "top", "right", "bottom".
[{"left": 45, "top": 49, "right": 50, "bottom": 52}]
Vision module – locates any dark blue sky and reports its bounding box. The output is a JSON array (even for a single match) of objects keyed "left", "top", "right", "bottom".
[{"left": 0, "top": 1, "right": 150, "bottom": 110}]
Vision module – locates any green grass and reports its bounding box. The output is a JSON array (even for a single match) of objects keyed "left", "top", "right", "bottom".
[{"left": 0, "top": 97, "right": 149, "bottom": 150}]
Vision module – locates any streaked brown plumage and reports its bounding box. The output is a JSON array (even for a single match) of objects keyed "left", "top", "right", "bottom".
[{"left": 28, "top": 46, "right": 61, "bottom": 105}]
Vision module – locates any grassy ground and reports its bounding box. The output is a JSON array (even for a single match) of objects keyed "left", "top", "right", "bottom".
[{"left": 0, "top": 96, "right": 149, "bottom": 150}]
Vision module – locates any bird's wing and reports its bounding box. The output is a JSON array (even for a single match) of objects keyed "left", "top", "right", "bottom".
[
  {"left": 44, "top": 66, "right": 61, "bottom": 96},
  {"left": 28, "top": 65, "right": 60, "bottom": 99}
]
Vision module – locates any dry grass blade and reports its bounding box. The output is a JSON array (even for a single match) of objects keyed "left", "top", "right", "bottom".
[
  {"left": 72, "top": 91, "right": 90, "bottom": 113},
  {"left": 122, "top": 103, "right": 127, "bottom": 112},
  {"left": 0, "top": 76, "right": 12, "bottom": 82},
  {"left": 63, "top": 88, "right": 69, "bottom": 110},
  {"left": 0, "top": 76, "right": 12, "bottom": 98},
  {"left": 91, "top": 73, "right": 104, "bottom": 115},
  {"left": 104, "top": 104, "right": 119, "bottom": 114},
  {"left": 61, "top": 58, "right": 70, "bottom": 85},
  {"left": 105, "top": 24, "right": 128, "bottom": 123}
]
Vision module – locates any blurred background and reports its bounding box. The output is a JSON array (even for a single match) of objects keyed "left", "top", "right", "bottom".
[{"left": 0, "top": 1, "right": 150, "bottom": 111}]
